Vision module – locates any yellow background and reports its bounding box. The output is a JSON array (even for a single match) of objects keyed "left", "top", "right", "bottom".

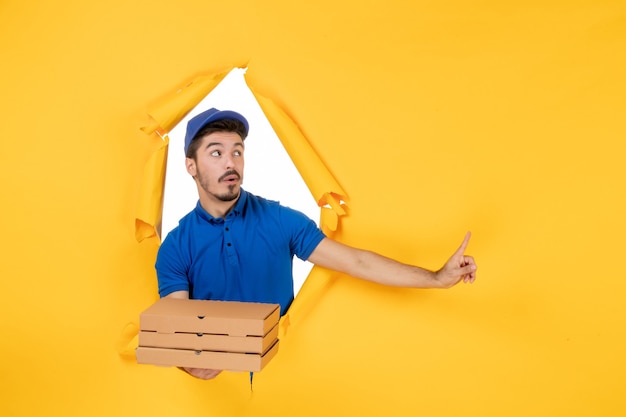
[{"left": 1, "top": 1, "right": 625, "bottom": 416}]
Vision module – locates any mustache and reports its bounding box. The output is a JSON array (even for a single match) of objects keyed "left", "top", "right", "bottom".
[{"left": 218, "top": 170, "right": 241, "bottom": 182}]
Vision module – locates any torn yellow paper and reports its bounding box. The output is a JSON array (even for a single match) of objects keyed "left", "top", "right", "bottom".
[
  {"left": 140, "top": 70, "right": 231, "bottom": 135},
  {"left": 244, "top": 81, "right": 352, "bottom": 334},
  {"left": 279, "top": 267, "right": 339, "bottom": 338},
  {"left": 246, "top": 79, "right": 348, "bottom": 234},
  {"left": 135, "top": 68, "right": 238, "bottom": 241},
  {"left": 135, "top": 133, "right": 168, "bottom": 242},
  {"left": 117, "top": 322, "right": 140, "bottom": 360},
  {"left": 318, "top": 193, "right": 347, "bottom": 235}
]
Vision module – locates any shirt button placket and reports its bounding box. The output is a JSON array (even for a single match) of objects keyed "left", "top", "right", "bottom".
[{"left": 224, "top": 216, "right": 237, "bottom": 266}]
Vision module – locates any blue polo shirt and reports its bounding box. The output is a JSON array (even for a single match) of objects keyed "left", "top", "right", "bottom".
[{"left": 155, "top": 189, "right": 326, "bottom": 315}]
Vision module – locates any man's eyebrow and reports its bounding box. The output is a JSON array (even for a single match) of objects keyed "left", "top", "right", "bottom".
[{"left": 205, "top": 141, "right": 244, "bottom": 148}]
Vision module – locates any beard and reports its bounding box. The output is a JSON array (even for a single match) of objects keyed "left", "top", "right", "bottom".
[
  {"left": 212, "top": 186, "right": 239, "bottom": 202},
  {"left": 197, "top": 169, "right": 241, "bottom": 202}
]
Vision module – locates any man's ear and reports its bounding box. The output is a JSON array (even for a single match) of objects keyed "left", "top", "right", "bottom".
[{"left": 185, "top": 157, "right": 196, "bottom": 177}]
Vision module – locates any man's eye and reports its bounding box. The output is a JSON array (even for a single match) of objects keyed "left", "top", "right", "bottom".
[
  {"left": 211, "top": 150, "right": 221, "bottom": 157},
  {"left": 234, "top": 151, "right": 242, "bottom": 156}
]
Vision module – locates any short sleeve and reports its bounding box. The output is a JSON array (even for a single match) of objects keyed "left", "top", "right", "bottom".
[
  {"left": 278, "top": 206, "right": 326, "bottom": 261},
  {"left": 155, "top": 232, "right": 191, "bottom": 297}
]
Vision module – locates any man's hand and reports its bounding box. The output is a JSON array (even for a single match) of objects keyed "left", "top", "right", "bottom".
[
  {"left": 180, "top": 367, "right": 222, "bottom": 380},
  {"left": 435, "top": 232, "right": 477, "bottom": 288}
]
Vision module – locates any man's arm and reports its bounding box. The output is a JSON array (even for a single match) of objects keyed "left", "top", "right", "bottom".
[
  {"left": 164, "top": 290, "right": 190, "bottom": 299},
  {"left": 307, "top": 232, "right": 476, "bottom": 289},
  {"left": 164, "top": 290, "right": 222, "bottom": 380}
]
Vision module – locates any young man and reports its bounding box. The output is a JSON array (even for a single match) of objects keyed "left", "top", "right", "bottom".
[{"left": 155, "top": 108, "right": 477, "bottom": 380}]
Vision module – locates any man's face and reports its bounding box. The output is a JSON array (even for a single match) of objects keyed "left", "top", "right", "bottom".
[{"left": 186, "top": 131, "right": 244, "bottom": 203}]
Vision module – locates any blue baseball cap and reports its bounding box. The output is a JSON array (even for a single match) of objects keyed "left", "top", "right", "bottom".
[{"left": 184, "top": 108, "right": 249, "bottom": 155}]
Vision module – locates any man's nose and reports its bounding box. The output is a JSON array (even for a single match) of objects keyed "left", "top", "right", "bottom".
[{"left": 224, "top": 154, "right": 235, "bottom": 169}]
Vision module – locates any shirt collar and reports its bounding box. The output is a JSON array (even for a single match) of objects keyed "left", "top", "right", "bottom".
[{"left": 194, "top": 188, "right": 248, "bottom": 224}]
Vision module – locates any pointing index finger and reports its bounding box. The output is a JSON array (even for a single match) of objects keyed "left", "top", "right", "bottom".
[{"left": 455, "top": 231, "right": 471, "bottom": 256}]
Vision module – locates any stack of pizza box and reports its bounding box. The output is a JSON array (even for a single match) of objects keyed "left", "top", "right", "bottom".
[{"left": 136, "top": 298, "right": 280, "bottom": 372}]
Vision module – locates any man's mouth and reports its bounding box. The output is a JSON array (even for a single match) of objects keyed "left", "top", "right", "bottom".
[{"left": 219, "top": 171, "right": 241, "bottom": 183}]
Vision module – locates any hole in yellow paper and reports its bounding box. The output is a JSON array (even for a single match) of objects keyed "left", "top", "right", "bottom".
[{"left": 162, "top": 68, "right": 319, "bottom": 297}]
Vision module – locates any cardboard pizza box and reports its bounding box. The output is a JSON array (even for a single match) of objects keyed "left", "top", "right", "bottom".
[
  {"left": 136, "top": 339, "right": 279, "bottom": 372},
  {"left": 139, "top": 298, "right": 280, "bottom": 337},
  {"left": 138, "top": 321, "right": 279, "bottom": 354},
  {"left": 136, "top": 298, "right": 281, "bottom": 372}
]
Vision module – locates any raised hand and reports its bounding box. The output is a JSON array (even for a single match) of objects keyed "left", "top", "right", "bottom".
[{"left": 435, "top": 232, "right": 477, "bottom": 288}]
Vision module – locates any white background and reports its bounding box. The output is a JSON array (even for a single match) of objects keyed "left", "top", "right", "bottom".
[{"left": 161, "top": 68, "right": 318, "bottom": 296}]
